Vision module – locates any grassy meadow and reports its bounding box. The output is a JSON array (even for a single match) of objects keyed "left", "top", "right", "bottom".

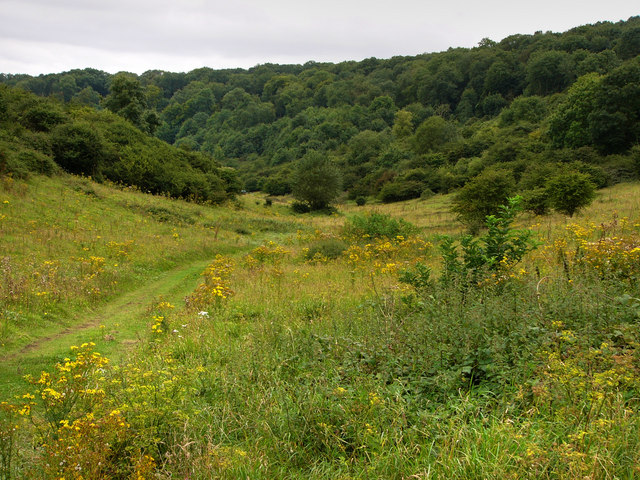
[{"left": 2, "top": 174, "right": 640, "bottom": 478}]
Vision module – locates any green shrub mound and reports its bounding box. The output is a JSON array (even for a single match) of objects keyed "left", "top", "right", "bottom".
[
  {"left": 305, "top": 239, "right": 348, "bottom": 260},
  {"left": 343, "top": 212, "right": 418, "bottom": 240}
]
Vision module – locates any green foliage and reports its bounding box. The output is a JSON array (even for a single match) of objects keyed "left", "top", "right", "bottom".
[
  {"left": 0, "top": 85, "right": 236, "bottom": 203},
  {"left": 549, "top": 61, "right": 640, "bottom": 154},
  {"left": 548, "top": 73, "right": 602, "bottom": 149},
  {"left": 292, "top": 151, "right": 342, "bottom": 210},
  {"left": 483, "top": 58, "right": 525, "bottom": 97},
  {"left": 478, "top": 93, "right": 508, "bottom": 117},
  {"left": 51, "top": 122, "right": 105, "bottom": 175},
  {"left": 0, "top": 137, "right": 59, "bottom": 179},
  {"left": 304, "top": 239, "right": 348, "bottom": 261},
  {"left": 526, "top": 50, "right": 576, "bottom": 95},
  {"left": 291, "top": 200, "right": 311, "bottom": 213},
  {"left": 411, "top": 116, "right": 458, "bottom": 154},
  {"left": 264, "top": 176, "right": 292, "bottom": 196},
  {"left": 451, "top": 168, "right": 515, "bottom": 233},
  {"left": 498, "top": 95, "right": 547, "bottom": 126},
  {"left": 545, "top": 171, "right": 596, "bottom": 216},
  {"left": 441, "top": 196, "right": 537, "bottom": 285},
  {"left": 378, "top": 179, "right": 423, "bottom": 203},
  {"left": 398, "top": 262, "right": 432, "bottom": 290},
  {"left": 391, "top": 109, "right": 414, "bottom": 139},
  {"left": 590, "top": 59, "right": 640, "bottom": 153},
  {"left": 521, "top": 187, "right": 550, "bottom": 215},
  {"left": 615, "top": 26, "right": 640, "bottom": 60},
  {"left": 3, "top": 17, "right": 640, "bottom": 203},
  {"left": 347, "top": 130, "right": 390, "bottom": 166},
  {"left": 21, "top": 103, "right": 66, "bottom": 132},
  {"left": 103, "top": 74, "right": 147, "bottom": 129},
  {"left": 343, "top": 212, "right": 417, "bottom": 240},
  {"left": 14, "top": 150, "right": 59, "bottom": 176}
]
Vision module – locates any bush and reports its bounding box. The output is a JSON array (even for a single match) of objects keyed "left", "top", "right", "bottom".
[
  {"left": 499, "top": 96, "right": 547, "bottom": 126},
  {"left": 51, "top": 122, "right": 105, "bottom": 175},
  {"left": 521, "top": 187, "right": 550, "bottom": 215},
  {"left": 343, "top": 212, "right": 417, "bottom": 240},
  {"left": 600, "top": 154, "right": 636, "bottom": 184},
  {"left": 571, "top": 161, "right": 609, "bottom": 188},
  {"left": 451, "top": 169, "right": 515, "bottom": 233},
  {"left": 379, "top": 180, "right": 423, "bottom": 203},
  {"left": 16, "top": 150, "right": 58, "bottom": 175},
  {"left": 0, "top": 149, "right": 29, "bottom": 178},
  {"left": 355, "top": 196, "right": 366, "bottom": 206},
  {"left": 440, "top": 196, "right": 538, "bottom": 286},
  {"left": 291, "top": 201, "right": 311, "bottom": 213},
  {"left": 21, "top": 104, "right": 66, "bottom": 132},
  {"left": 305, "top": 239, "right": 348, "bottom": 261},
  {"left": 545, "top": 171, "right": 596, "bottom": 217},
  {"left": 264, "top": 177, "right": 291, "bottom": 196},
  {"left": 420, "top": 188, "right": 435, "bottom": 200}
]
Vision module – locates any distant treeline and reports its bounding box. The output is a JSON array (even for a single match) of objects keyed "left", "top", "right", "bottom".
[{"left": 2, "top": 16, "right": 639, "bottom": 204}]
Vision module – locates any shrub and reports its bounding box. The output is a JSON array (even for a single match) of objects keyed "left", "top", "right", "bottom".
[
  {"left": 291, "top": 201, "right": 311, "bottom": 213},
  {"left": 440, "top": 196, "right": 538, "bottom": 286},
  {"left": 420, "top": 188, "right": 435, "bottom": 200},
  {"left": 521, "top": 187, "right": 550, "bottom": 215},
  {"left": 0, "top": 146, "right": 58, "bottom": 178},
  {"left": 16, "top": 150, "right": 58, "bottom": 176},
  {"left": 21, "top": 104, "right": 66, "bottom": 132},
  {"left": 355, "top": 196, "right": 366, "bottom": 206},
  {"left": 499, "top": 95, "right": 547, "bottom": 126},
  {"left": 0, "top": 149, "right": 28, "bottom": 178},
  {"left": 379, "top": 180, "right": 423, "bottom": 203},
  {"left": 51, "top": 122, "right": 105, "bottom": 175},
  {"left": 305, "top": 239, "right": 348, "bottom": 261},
  {"left": 600, "top": 154, "right": 636, "bottom": 184},
  {"left": 451, "top": 169, "right": 515, "bottom": 233},
  {"left": 343, "top": 212, "right": 417, "bottom": 240},
  {"left": 545, "top": 171, "right": 596, "bottom": 216},
  {"left": 264, "top": 177, "right": 291, "bottom": 196},
  {"left": 570, "top": 161, "right": 609, "bottom": 188}
]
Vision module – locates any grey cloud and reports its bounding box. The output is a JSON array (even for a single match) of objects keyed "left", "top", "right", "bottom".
[{"left": 0, "top": 0, "right": 637, "bottom": 74}]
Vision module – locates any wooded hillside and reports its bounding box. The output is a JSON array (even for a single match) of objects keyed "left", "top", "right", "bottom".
[
  {"left": 0, "top": 86, "right": 240, "bottom": 202},
  {"left": 2, "top": 16, "right": 639, "bottom": 207}
]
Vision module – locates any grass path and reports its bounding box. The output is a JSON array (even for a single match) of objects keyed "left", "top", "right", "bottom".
[{"left": 0, "top": 258, "right": 212, "bottom": 397}]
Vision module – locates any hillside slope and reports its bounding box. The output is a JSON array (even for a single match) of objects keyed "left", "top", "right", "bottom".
[{"left": 0, "top": 85, "right": 240, "bottom": 202}]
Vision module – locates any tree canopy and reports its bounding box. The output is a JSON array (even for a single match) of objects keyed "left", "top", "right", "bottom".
[
  {"left": 292, "top": 151, "right": 342, "bottom": 210},
  {"left": 2, "top": 16, "right": 640, "bottom": 212}
]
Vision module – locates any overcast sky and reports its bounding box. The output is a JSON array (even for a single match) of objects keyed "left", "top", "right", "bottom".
[{"left": 0, "top": 0, "right": 637, "bottom": 75}]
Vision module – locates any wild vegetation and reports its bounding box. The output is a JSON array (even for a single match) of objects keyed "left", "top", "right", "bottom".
[
  {"left": 1, "top": 14, "right": 640, "bottom": 480},
  {"left": 0, "top": 85, "right": 239, "bottom": 203},
  {"left": 1, "top": 169, "right": 640, "bottom": 478},
  {"left": 3, "top": 16, "right": 640, "bottom": 213}
]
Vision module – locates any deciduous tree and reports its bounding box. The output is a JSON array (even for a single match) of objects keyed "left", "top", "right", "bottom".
[{"left": 292, "top": 151, "right": 341, "bottom": 210}]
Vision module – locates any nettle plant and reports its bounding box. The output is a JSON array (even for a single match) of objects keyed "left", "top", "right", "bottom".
[
  {"left": 401, "top": 196, "right": 538, "bottom": 291},
  {"left": 442, "top": 196, "right": 538, "bottom": 287}
]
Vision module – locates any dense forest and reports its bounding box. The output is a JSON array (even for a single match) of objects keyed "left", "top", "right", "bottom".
[{"left": 1, "top": 16, "right": 640, "bottom": 211}]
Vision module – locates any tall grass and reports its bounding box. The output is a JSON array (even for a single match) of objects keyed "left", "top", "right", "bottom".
[{"left": 2, "top": 175, "right": 640, "bottom": 478}]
